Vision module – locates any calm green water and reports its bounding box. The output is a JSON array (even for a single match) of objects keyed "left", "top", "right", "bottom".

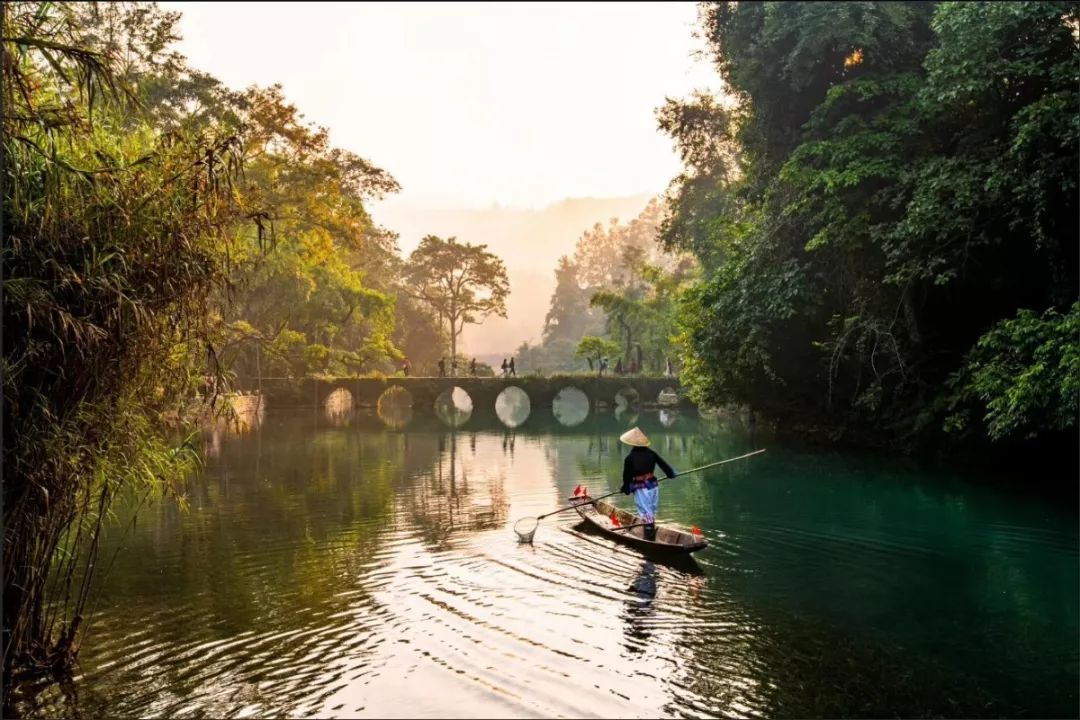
[{"left": 18, "top": 402, "right": 1079, "bottom": 718}]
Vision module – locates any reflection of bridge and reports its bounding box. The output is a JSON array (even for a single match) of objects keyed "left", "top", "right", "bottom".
[
  {"left": 340, "top": 405, "right": 704, "bottom": 436},
  {"left": 258, "top": 375, "right": 691, "bottom": 414}
]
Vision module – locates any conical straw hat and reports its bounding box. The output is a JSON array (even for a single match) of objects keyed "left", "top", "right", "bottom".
[{"left": 619, "top": 426, "right": 650, "bottom": 447}]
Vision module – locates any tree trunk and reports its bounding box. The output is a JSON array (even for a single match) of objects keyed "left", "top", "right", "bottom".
[
  {"left": 450, "top": 298, "right": 458, "bottom": 363},
  {"left": 450, "top": 317, "right": 458, "bottom": 364}
]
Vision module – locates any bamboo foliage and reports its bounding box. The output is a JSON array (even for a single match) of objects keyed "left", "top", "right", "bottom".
[{"left": 2, "top": 1, "right": 252, "bottom": 689}]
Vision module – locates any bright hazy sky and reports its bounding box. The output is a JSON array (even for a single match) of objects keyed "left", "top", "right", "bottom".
[{"left": 162, "top": 2, "right": 722, "bottom": 211}]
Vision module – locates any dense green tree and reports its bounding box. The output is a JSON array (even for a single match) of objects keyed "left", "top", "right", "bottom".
[
  {"left": 528, "top": 199, "right": 691, "bottom": 372},
  {"left": 575, "top": 336, "right": 623, "bottom": 376},
  {"left": 572, "top": 198, "right": 666, "bottom": 287},
  {"left": 666, "top": 0, "right": 1078, "bottom": 451},
  {"left": 214, "top": 84, "right": 402, "bottom": 381},
  {"left": 59, "top": 5, "right": 426, "bottom": 384},
  {"left": 542, "top": 256, "right": 601, "bottom": 345},
  {"left": 591, "top": 254, "right": 697, "bottom": 373}
]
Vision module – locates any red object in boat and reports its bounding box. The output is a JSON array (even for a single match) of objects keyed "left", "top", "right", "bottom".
[{"left": 610, "top": 512, "right": 620, "bottom": 527}]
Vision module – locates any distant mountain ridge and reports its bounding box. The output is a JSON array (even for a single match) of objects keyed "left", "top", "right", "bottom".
[{"left": 372, "top": 193, "right": 654, "bottom": 356}]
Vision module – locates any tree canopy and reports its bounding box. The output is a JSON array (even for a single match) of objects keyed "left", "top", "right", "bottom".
[
  {"left": 404, "top": 235, "right": 510, "bottom": 362},
  {"left": 664, "top": 0, "right": 1078, "bottom": 451}
]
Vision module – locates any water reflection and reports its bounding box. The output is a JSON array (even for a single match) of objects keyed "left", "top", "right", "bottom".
[
  {"left": 201, "top": 394, "right": 266, "bottom": 459},
  {"left": 623, "top": 561, "right": 658, "bottom": 654},
  {"left": 614, "top": 403, "right": 639, "bottom": 426},
  {"left": 614, "top": 386, "right": 640, "bottom": 412},
  {"left": 324, "top": 387, "right": 354, "bottom": 426},
  {"left": 405, "top": 432, "right": 508, "bottom": 548},
  {"left": 16, "top": 409, "right": 1078, "bottom": 720},
  {"left": 434, "top": 386, "right": 473, "bottom": 428},
  {"left": 377, "top": 387, "right": 413, "bottom": 429},
  {"left": 552, "top": 386, "right": 589, "bottom": 427},
  {"left": 501, "top": 430, "right": 516, "bottom": 459},
  {"left": 494, "top": 386, "right": 530, "bottom": 428}
]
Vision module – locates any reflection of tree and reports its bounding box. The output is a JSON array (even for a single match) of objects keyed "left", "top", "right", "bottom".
[
  {"left": 200, "top": 397, "right": 266, "bottom": 459},
  {"left": 404, "top": 432, "right": 509, "bottom": 548},
  {"left": 91, "top": 418, "right": 410, "bottom": 670},
  {"left": 377, "top": 393, "right": 413, "bottom": 430},
  {"left": 501, "top": 430, "right": 517, "bottom": 459}
]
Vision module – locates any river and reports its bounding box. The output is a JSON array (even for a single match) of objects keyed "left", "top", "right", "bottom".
[{"left": 17, "top": 397, "right": 1079, "bottom": 718}]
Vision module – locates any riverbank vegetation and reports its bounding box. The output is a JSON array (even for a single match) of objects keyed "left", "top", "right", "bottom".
[
  {"left": 518, "top": 198, "right": 696, "bottom": 373},
  {"left": 662, "top": 2, "right": 1078, "bottom": 455},
  {"left": 0, "top": 0, "right": 486, "bottom": 695},
  {"left": 3, "top": 0, "right": 1076, "bottom": 706}
]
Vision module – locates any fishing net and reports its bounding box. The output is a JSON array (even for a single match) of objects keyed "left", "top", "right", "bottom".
[{"left": 514, "top": 516, "right": 538, "bottom": 543}]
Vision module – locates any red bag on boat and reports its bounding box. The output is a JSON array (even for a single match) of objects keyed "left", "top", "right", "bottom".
[{"left": 610, "top": 512, "right": 620, "bottom": 527}]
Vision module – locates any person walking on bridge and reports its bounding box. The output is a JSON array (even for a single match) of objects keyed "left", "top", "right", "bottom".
[
  {"left": 470, "top": 358, "right": 477, "bottom": 376},
  {"left": 438, "top": 357, "right": 446, "bottom": 377},
  {"left": 509, "top": 357, "right": 516, "bottom": 377},
  {"left": 619, "top": 427, "right": 677, "bottom": 542}
]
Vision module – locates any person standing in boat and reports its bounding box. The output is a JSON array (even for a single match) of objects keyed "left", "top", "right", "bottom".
[{"left": 619, "top": 427, "right": 676, "bottom": 541}]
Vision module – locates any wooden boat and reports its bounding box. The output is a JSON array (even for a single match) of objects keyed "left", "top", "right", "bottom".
[{"left": 568, "top": 494, "right": 707, "bottom": 555}]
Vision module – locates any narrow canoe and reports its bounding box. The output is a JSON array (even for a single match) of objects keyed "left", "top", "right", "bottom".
[{"left": 568, "top": 495, "right": 707, "bottom": 554}]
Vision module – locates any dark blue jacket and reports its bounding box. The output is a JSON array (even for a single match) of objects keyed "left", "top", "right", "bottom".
[{"left": 621, "top": 447, "right": 676, "bottom": 494}]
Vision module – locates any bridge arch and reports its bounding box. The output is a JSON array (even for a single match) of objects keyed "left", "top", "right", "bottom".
[
  {"left": 613, "top": 385, "right": 641, "bottom": 409},
  {"left": 494, "top": 386, "right": 531, "bottom": 428},
  {"left": 552, "top": 386, "right": 590, "bottom": 427},
  {"left": 434, "top": 385, "right": 473, "bottom": 428}
]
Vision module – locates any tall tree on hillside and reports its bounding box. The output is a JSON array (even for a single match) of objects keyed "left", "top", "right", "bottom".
[
  {"left": 542, "top": 256, "right": 600, "bottom": 344},
  {"left": 404, "top": 236, "right": 510, "bottom": 362},
  {"left": 572, "top": 197, "right": 665, "bottom": 287}
]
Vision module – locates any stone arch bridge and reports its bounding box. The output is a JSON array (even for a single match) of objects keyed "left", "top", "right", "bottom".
[{"left": 258, "top": 375, "right": 691, "bottom": 414}]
